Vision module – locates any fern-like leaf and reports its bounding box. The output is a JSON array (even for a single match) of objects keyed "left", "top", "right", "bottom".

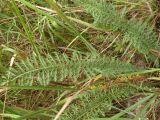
[
  {"left": 3, "top": 53, "right": 142, "bottom": 86},
  {"left": 75, "top": 0, "right": 159, "bottom": 56},
  {"left": 60, "top": 84, "right": 141, "bottom": 120}
]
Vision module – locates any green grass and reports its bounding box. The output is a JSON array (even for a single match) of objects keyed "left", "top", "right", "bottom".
[{"left": 0, "top": 0, "right": 160, "bottom": 119}]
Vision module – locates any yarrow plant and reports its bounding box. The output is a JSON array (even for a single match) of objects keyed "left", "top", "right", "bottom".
[{"left": 0, "top": 0, "right": 160, "bottom": 119}]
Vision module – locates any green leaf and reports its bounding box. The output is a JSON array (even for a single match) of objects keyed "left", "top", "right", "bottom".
[{"left": 3, "top": 53, "right": 143, "bottom": 85}]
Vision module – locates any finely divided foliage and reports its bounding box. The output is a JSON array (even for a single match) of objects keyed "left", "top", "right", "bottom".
[
  {"left": 60, "top": 85, "right": 140, "bottom": 120},
  {"left": 1, "top": 0, "right": 160, "bottom": 119},
  {"left": 75, "top": 0, "right": 159, "bottom": 56},
  {"left": 4, "top": 53, "right": 142, "bottom": 86}
]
